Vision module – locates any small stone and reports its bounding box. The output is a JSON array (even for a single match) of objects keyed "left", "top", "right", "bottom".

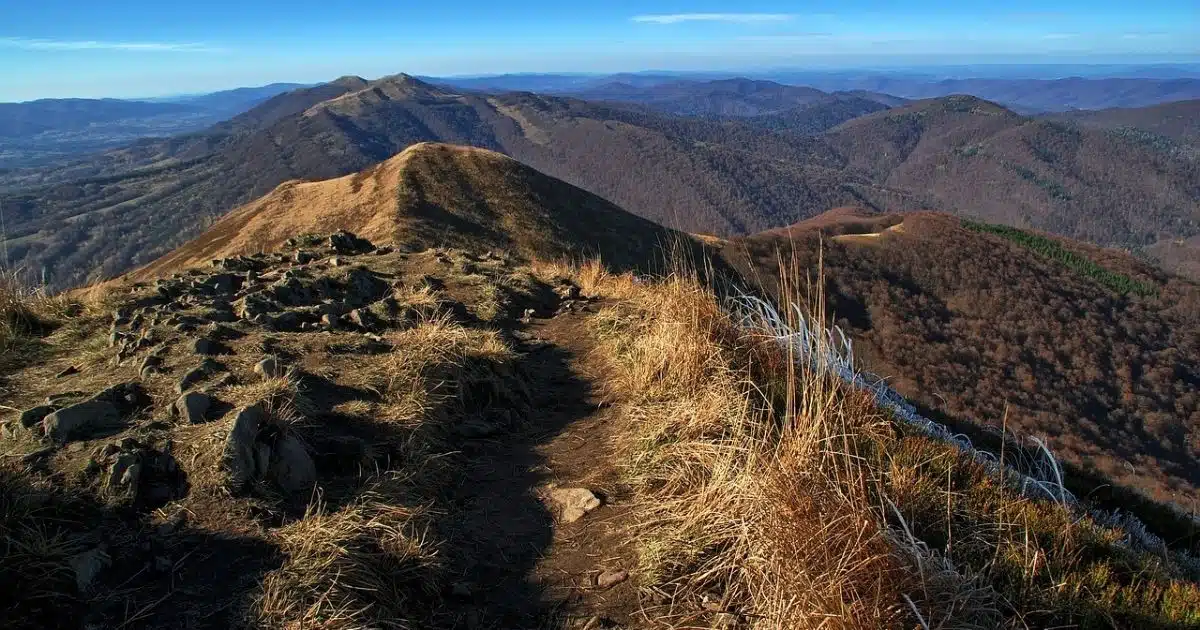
[
  {"left": 254, "top": 357, "right": 284, "bottom": 380},
  {"left": 555, "top": 283, "right": 581, "bottom": 300},
  {"left": 294, "top": 250, "right": 314, "bottom": 264},
  {"left": 596, "top": 569, "right": 629, "bottom": 589},
  {"left": 55, "top": 365, "right": 80, "bottom": 378},
  {"left": 157, "top": 511, "right": 187, "bottom": 535},
  {"left": 68, "top": 548, "right": 111, "bottom": 593},
  {"left": 173, "top": 392, "right": 212, "bottom": 424},
  {"left": 547, "top": 487, "right": 602, "bottom": 523},
  {"left": 138, "top": 355, "right": 162, "bottom": 379}
]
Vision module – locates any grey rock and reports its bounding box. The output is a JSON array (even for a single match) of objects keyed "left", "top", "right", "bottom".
[
  {"left": 267, "top": 434, "right": 317, "bottom": 495},
  {"left": 192, "top": 338, "right": 215, "bottom": 355},
  {"left": 294, "top": 250, "right": 314, "bottom": 264},
  {"left": 329, "top": 230, "right": 374, "bottom": 254},
  {"left": 343, "top": 268, "right": 387, "bottom": 306},
  {"left": 270, "top": 311, "right": 301, "bottom": 332},
  {"left": 45, "top": 391, "right": 86, "bottom": 407},
  {"left": 223, "top": 405, "right": 266, "bottom": 489},
  {"left": 138, "top": 354, "right": 163, "bottom": 379},
  {"left": 174, "top": 392, "right": 212, "bottom": 424},
  {"left": 42, "top": 401, "right": 120, "bottom": 442},
  {"left": 18, "top": 405, "right": 54, "bottom": 429},
  {"left": 201, "top": 307, "right": 237, "bottom": 323},
  {"left": 68, "top": 547, "right": 111, "bottom": 593},
  {"left": 206, "top": 323, "right": 245, "bottom": 341},
  {"left": 175, "top": 366, "right": 207, "bottom": 394},
  {"left": 254, "top": 357, "right": 284, "bottom": 380},
  {"left": 233, "top": 293, "right": 281, "bottom": 320}
]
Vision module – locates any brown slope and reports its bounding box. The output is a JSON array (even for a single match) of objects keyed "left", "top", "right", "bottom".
[
  {"left": 722, "top": 210, "right": 1200, "bottom": 511},
  {"left": 1046, "top": 99, "right": 1200, "bottom": 147},
  {"left": 131, "top": 143, "right": 687, "bottom": 281}
]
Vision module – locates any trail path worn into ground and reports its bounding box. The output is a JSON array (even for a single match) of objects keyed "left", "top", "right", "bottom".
[{"left": 442, "top": 307, "right": 642, "bottom": 628}]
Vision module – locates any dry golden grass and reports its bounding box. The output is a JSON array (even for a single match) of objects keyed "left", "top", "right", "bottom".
[
  {"left": 251, "top": 491, "right": 442, "bottom": 630},
  {"left": 587, "top": 255, "right": 1200, "bottom": 628},
  {"left": 589, "top": 271, "right": 928, "bottom": 628}
]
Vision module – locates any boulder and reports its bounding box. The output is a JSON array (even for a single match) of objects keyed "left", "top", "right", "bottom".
[
  {"left": 223, "top": 405, "right": 266, "bottom": 489},
  {"left": 343, "top": 268, "right": 388, "bottom": 306},
  {"left": 175, "top": 367, "right": 207, "bottom": 394},
  {"left": 233, "top": 293, "right": 281, "bottom": 320},
  {"left": 267, "top": 434, "right": 317, "bottom": 495},
  {"left": 18, "top": 405, "right": 54, "bottom": 430},
  {"left": 206, "top": 323, "right": 245, "bottom": 341},
  {"left": 42, "top": 401, "right": 120, "bottom": 442},
  {"left": 269, "top": 311, "right": 301, "bottom": 332},
  {"left": 173, "top": 392, "right": 212, "bottom": 424},
  {"left": 328, "top": 230, "right": 375, "bottom": 255}
]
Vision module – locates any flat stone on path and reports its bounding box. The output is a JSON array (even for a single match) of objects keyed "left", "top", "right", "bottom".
[
  {"left": 596, "top": 569, "right": 629, "bottom": 589},
  {"left": 547, "top": 486, "right": 602, "bottom": 523}
]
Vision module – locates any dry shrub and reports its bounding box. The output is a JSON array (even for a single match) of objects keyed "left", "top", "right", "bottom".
[
  {"left": 593, "top": 271, "right": 927, "bottom": 628},
  {"left": 251, "top": 490, "right": 443, "bottom": 629},
  {"left": 592, "top": 248, "right": 1200, "bottom": 628}
]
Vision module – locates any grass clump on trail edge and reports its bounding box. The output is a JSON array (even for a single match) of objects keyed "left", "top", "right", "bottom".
[
  {"left": 577, "top": 254, "right": 1200, "bottom": 629},
  {"left": 962, "top": 219, "right": 1156, "bottom": 296}
]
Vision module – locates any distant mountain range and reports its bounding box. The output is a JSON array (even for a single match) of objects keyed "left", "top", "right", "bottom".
[
  {"left": 6, "top": 68, "right": 1200, "bottom": 172},
  {"left": 0, "top": 83, "right": 306, "bottom": 169},
  {"left": 1, "top": 74, "right": 1198, "bottom": 288},
  {"left": 437, "top": 72, "right": 1200, "bottom": 114}
]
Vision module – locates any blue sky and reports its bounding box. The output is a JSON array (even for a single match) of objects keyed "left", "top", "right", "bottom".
[{"left": 3, "top": 0, "right": 1198, "bottom": 101}]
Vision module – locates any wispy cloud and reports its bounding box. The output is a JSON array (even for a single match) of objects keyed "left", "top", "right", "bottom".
[
  {"left": 1120, "top": 31, "right": 1168, "bottom": 40},
  {"left": 0, "top": 37, "right": 222, "bottom": 52},
  {"left": 631, "top": 13, "right": 795, "bottom": 25},
  {"left": 738, "top": 32, "right": 834, "bottom": 41}
]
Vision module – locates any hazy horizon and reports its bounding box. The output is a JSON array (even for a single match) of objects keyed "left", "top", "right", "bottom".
[{"left": 4, "top": 0, "right": 1198, "bottom": 101}]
